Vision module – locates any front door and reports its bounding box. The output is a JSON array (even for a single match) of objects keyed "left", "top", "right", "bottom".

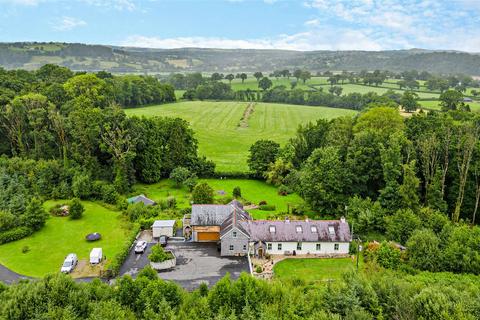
[{"left": 257, "top": 247, "right": 264, "bottom": 258}]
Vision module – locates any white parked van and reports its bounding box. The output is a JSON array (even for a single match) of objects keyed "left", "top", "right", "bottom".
[
  {"left": 89, "top": 248, "right": 103, "bottom": 264},
  {"left": 61, "top": 253, "right": 78, "bottom": 273}
]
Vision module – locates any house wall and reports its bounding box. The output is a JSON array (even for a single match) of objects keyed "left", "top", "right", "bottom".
[
  {"left": 221, "top": 228, "right": 249, "bottom": 256},
  {"left": 261, "top": 241, "right": 350, "bottom": 255},
  {"left": 153, "top": 226, "right": 174, "bottom": 238}
]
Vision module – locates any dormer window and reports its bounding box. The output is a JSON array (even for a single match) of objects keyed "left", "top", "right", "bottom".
[
  {"left": 296, "top": 226, "right": 303, "bottom": 233},
  {"left": 311, "top": 226, "right": 317, "bottom": 233},
  {"left": 269, "top": 226, "right": 276, "bottom": 233},
  {"left": 328, "top": 226, "right": 335, "bottom": 236}
]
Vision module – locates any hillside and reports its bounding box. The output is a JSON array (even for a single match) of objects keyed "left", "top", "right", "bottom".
[
  {"left": 125, "top": 101, "right": 357, "bottom": 172},
  {"left": 1, "top": 42, "right": 480, "bottom": 75}
]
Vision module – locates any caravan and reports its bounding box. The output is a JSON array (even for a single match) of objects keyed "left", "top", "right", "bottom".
[{"left": 89, "top": 248, "right": 103, "bottom": 264}]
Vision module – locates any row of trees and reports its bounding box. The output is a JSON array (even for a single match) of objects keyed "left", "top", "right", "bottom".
[{"left": 2, "top": 267, "right": 480, "bottom": 319}]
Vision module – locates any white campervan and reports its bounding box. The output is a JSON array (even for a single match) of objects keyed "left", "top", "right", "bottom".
[{"left": 89, "top": 248, "right": 103, "bottom": 264}]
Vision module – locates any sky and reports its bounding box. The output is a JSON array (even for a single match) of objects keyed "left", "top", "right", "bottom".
[{"left": 1, "top": 0, "right": 480, "bottom": 52}]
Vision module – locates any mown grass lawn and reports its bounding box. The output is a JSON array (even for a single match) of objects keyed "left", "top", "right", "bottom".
[
  {"left": 0, "top": 200, "right": 130, "bottom": 277},
  {"left": 125, "top": 101, "right": 356, "bottom": 172},
  {"left": 132, "top": 178, "right": 307, "bottom": 219},
  {"left": 274, "top": 257, "right": 361, "bottom": 282}
]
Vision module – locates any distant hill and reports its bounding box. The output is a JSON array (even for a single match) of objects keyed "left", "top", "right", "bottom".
[{"left": 1, "top": 42, "right": 480, "bottom": 75}]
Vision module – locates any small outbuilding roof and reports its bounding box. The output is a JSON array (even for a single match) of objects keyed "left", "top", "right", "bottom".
[
  {"left": 127, "top": 194, "right": 156, "bottom": 206},
  {"left": 152, "top": 220, "right": 176, "bottom": 228}
]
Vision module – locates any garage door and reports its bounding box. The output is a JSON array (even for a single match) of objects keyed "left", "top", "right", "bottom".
[{"left": 197, "top": 232, "right": 220, "bottom": 241}]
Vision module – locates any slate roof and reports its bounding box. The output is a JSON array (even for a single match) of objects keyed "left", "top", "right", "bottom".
[
  {"left": 191, "top": 205, "right": 233, "bottom": 226},
  {"left": 239, "top": 219, "right": 351, "bottom": 243},
  {"left": 220, "top": 206, "right": 251, "bottom": 237},
  {"left": 152, "top": 220, "right": 176, "bottom": 228},
  {"left": 127, "top": 194, "right": 156, "bottom": 206}
]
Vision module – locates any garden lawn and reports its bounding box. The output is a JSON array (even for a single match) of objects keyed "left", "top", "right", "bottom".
[
  {"left": 132, "top": 178, "right": 307, "bottom": 218},
  {"left": 274, "top": 257, "right": 361, "bottom": 282},
  {"left": 0, "top": 200, "right": 130, "bottom": 277},
  {"left": 125, "top": 101, "right": 356, "bottom": 172}
]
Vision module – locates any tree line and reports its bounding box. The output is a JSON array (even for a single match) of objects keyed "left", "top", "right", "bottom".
[{"left": 1, "top": 267, "right": 480, "bottom": 319}]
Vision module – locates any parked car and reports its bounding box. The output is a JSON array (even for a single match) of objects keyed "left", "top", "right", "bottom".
[
  {"left": 61, "top": 253, "right": 78, "bottom": 273},
  {"left": 159, "top": 235, "right": 168, "bottom": 247},
  {"left": 135, "top": 240, "right": 147, "bottom": 253}
]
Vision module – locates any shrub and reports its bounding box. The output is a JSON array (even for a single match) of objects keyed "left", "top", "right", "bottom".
[
  {"left": 0, "top": 210, "right": 17, "bottom": 232},
  {"left": 22, "top": 197, "right": 48, "bottom": 231},
  {"left": 259, "top": 200, "right": 267, "bottom": 206},
  {"left": 0, "top": 226, "right": 33, "bottom": 244},
  {"left": 259, "top": 205, "right": 276, "bottom": 211},
  {"left": 166, "top": 196, "right": 177, "bottom": 209},
  {"left": 255, "top": 265, "right": 263, "bottom": 273},
  {"left": 22, "top": 246, "right": 30, "bottom": 253},
  {"left": 170, "top": 167, "right": 192, "bottom": 187},
  {"left": 69, "top": 198, "right": 84, "bottom": 220},
  {"left": 184, "top": 176, "right": 198, "bottom": 191},
  {"left": 72, "top": 172, "right": 92, "bottom": 199},
  {"left": 277, "top": 184, "right": 291, "bottom": 196},
  {"left": 232, "top": 186, "right": 241, "bottom": 199},
  {"left": 149, "top": 245, "right": 174, "bottom": 263},
  {"left": 192, "top": 182, "right": 214, "bottom": 204}
]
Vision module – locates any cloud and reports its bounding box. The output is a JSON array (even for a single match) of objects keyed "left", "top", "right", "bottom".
[
  {"left": 0, "top": 0, "right": 41, "bottom": 5},
  {"left": 120, "top": 28, "right": 384, "bottom": 51},
  {"left": 53, "top": 16, "right": 87, "bottom": 31},
  {"left": 81, "top": 0, "right": 135, "bottom": 11},
  {"left": 304, "top": 18, "right": 319, "bottom": 26}
]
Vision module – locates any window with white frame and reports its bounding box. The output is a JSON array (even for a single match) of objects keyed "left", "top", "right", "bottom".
[
  {"left": 267, "top": 243, "right": 272, "bottom": 250},
  {"left": 311, "top": 226, "right": 318, "bottom": 233},
  {"left": 278, "top": 243, "right": 282, "bottom": 251},
  {"left": 334, "top": 243, "right": 339, "bottom": 251},
  {"left": 232, "top": 231, "right": 237, "bottom": 238},
  {"left": 328, "top": 226, "right": 335, "bottom": 236},
  {"left": 229, "top": 245, "right": 234, "bottom": 251},
  {"left": 297, "top": 242, "right": 302, "bottom": 250},
  {"left": 316, "top": 243, "right": 321, "bottom": 251},
  {"left": 296, "top": 225, "right": 303, "bottom": 233},
  {"left": 243, "top": 244, "right": 247, "bottom": 250}
]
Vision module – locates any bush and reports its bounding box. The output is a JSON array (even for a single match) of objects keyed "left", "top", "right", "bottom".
[
  {"left": 166, "top": 196, "right": 177, "bottom": 209},
  {"left": 277, "top": 185, "right": 291, "bottom": 196},
  {"left": 22, "top": 197, "right": 49, "bottom": 231},
  {"left": 92, "top": 181, "right": 119, "bottom": 204},
  {"left": 232, "top": 186, "right": 241, "bottom": 199},
  {"left": 0, "top": 226, "right": 33, "bottom": 244},
  {"left": 69, "top": 198, "right": 84, "bottom": 220},
  {"left": 259, "top": 205, "right": 276, "bottom": 211},
  {"left": 192, "top": 182, "right": 214, "bottom": 204},
  {"left": 184, "top": 176, "right": 198, "bottom": 191},
  {"left": 72, "top": 172, "right": 92, "bottom": 199},
  {"left": 255, "top": 265, "right": 263, "bottom": 273},
  {"left": 149, "top": 245, "right": 174, "bottom": 263},
  {"left": 22, "top": 246, "right": 29, "bottom": 253},
  {"left": 259, "top": 200, "right": 267, "bottom": 206},
  {"left": 170, "top": 167, "right": 192, "bottom": 187}
]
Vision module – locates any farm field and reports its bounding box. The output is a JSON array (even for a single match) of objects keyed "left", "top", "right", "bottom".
[
  {"left": 274, "top": 257, "right": 361, "bottom": 282},
  {"left": 419, "top": 100, "right": 480, "bottom": 112},
  {"left": 125, "top": 101, "right": 357, "bottom": 172},
  {"left": 0, "top": 201, "right": 130, "bottom": 277},
  {"left": 226, "top": 76, "right": 327, "bottom": 91},
  {"left": 132, "top": 178, "right": 306, "bottom": 219},
  {"left": 314, "top": 83, "right": 441, "bottom": 99}
]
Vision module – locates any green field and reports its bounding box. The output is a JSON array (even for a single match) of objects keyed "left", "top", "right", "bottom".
[
  {"left": 133, "top": 178, "right": 306, "bottom": 219},
  {"left": 0, "top": 201, "right": 130, "bottom": 277},
  {"left": 125, "top": 101, "right": 356, "bottom": 172},
  {"left": 274, "top": 258, "right": 360, "bottom": 282},
  {"left": 419, "top": 99, "right": 480, "bottom": 112},
  {"left": 226, "top": 76, "right": 327, "bottom": 91}
]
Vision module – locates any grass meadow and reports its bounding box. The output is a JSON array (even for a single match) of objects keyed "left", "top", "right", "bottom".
[
  {"left": 273, "top": 257, "right": 362, "bottom": 282},
  {"left": 0, "top": 201, "right": 130, "bottom": 277},
  {"left": 125, "top": 101, "right": 356, "bottom": 172}
]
